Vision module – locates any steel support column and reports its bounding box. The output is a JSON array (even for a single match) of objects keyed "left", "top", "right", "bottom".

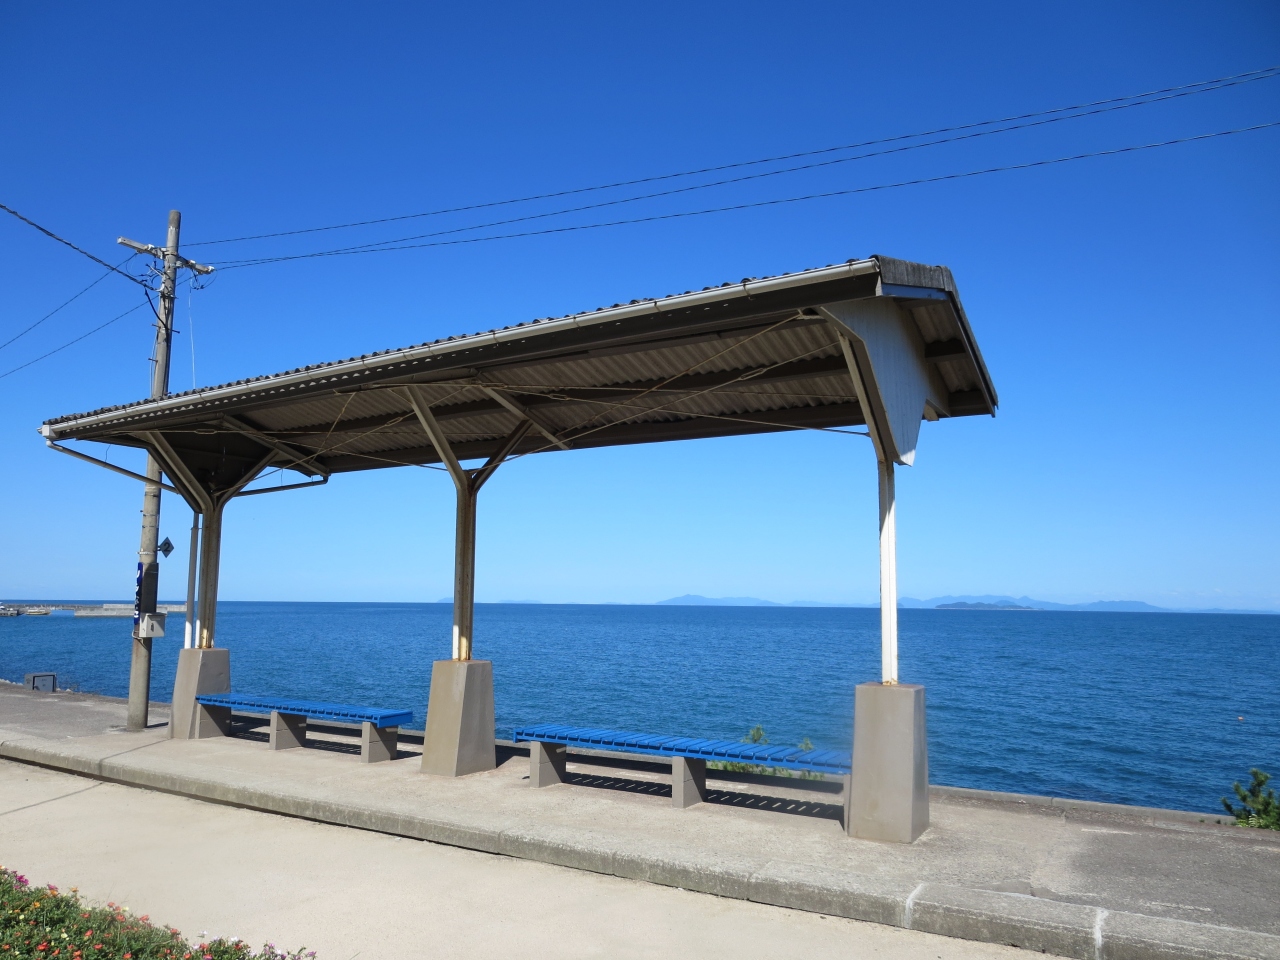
[
  {"left": 196, "top": 503, "right": 224, "bottom": 649},
  {"left": 453, "top": 484, "right": 478, "bottom": 660},
  {"left": 184, "top": 511, "right": 200, "bottom": 649},
  {"left": 405, "top": 386, "right": 531, "bottom": 661},
  {"left": 878, "top": 457, "right": 898, "bottom": 684}
]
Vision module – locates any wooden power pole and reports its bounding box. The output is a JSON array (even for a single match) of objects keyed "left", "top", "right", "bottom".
[{"left": 118, "top": 211, "right": 212, "bottom": 731}]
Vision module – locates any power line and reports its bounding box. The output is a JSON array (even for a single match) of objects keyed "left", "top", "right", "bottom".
[
  {"left": 0, "top": 274, "right": 195, "bottom": 382},
  {"left": 0, "top": 203, "right": 147, "bottom": 287},
  {"left": 209, "top": 70, "right": 1280, "bottom": 267},
  {"left": 0, "top": 301, "right": 149, "bottom": 381},
  {"left": 0, "top": 255, "right": 135, "bottom": 353},
  {"left": 215, "top": 121, "right": 1280, "bottom": 270},
  {"left": 189, "top": 64, "right": 1280, "bottom": 248}
]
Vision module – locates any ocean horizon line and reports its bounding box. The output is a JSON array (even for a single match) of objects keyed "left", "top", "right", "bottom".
[{"left": 4, "top": 596, "right": 1277, "bottom": 615}]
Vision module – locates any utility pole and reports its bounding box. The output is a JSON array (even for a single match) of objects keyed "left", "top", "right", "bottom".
[{"left": 118, "top": 211, "right": 213, "bottom": 731}]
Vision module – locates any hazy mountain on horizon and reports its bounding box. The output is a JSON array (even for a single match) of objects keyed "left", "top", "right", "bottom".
[{"left": 655, "top": 594, "right": 1276, "bottom": 614}]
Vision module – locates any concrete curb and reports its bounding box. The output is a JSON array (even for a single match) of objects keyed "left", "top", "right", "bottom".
[
  {"left": 928, "top": 784, "right": 1244, "bottom": 830},
  {"left": 3, "top": 736, "right": 1277, "bottom": 960}
]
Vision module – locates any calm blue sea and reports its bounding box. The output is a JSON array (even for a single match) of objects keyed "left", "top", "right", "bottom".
[{"left": 2, "top": 603, "right": 1276, "bottom": 814}]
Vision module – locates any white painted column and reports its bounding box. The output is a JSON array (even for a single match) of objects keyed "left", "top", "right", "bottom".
[{"left": 878, "top": 457, "right": 898, "bottom": 684}]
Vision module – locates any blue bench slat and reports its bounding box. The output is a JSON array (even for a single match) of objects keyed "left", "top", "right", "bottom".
[
  {"left": 197, "top": 693, "right": 413, "bottom": 728},
  {"left": 513, "top": 723, "right": 850, "bottom": 775}
]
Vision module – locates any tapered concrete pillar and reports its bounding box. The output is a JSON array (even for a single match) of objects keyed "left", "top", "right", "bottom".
[
  {"left": 421, "top": 659, "right": 495, "bottom": 776},
  {"left": 169, "top": 646, "right": 231, "bottom": 740},
  {"left": 846, "top": 682, "right": 929, "bottom": 842}
]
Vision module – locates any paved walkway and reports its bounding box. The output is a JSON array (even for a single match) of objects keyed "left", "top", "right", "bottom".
[
  {"left": 0, "top": 760, "right": 1036, "bottom": 960},
  {"left": 2, "top": 683, "right": 1278, "bottom": 959}
]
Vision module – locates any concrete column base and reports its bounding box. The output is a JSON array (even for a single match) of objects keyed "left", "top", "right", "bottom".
[
  {"left": 169, "top": 647, "right": 231, "bottom": 741},
  {"left": 846, "top": 682, "right": 929, "bottom": 843},
  {"left": 270, "top": 710, "right": 306, "bottom": 750},
  {"left": 361, "top": 722, "right": 398, "bottom": 763},
  {"left": 672, "top": 756, "right": 707, "bottom": 808},
  {"left": 529, "top": 740, "right": 567, "bottom": 787},
  {"left": 421, "top": 659, "right": 495, "bottom": 777}
]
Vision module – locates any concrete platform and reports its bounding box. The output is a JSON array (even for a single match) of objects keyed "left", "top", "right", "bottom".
[{"left": 2, "top": 683, "right": 1277, "bottom": 960}]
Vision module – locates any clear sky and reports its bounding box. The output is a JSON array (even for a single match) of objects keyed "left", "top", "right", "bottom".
[{"left": 1, "top": 2, "right": 1277, "bottom": 610}]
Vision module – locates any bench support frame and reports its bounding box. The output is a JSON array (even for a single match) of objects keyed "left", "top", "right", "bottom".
[
  {"left": 270, "top": 710, "right": 306, "bottom": 751},
  {"left": 529, "top": 740, "right": 567, "bottom": 787},
  {"left": 671, "top": 756, "right": 707, "bottom": 808},
  {"left": 362, "top": 722, "right": 398, "bottom": 763}
]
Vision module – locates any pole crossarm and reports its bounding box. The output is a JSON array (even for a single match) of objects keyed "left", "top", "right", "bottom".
[{"left": 116, "top": 236, "right": 214, "bottom": 274}]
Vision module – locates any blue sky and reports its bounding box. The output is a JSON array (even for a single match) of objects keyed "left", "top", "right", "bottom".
[{"left": 1, "top": 2, "right": 1277, "bottom": 610}]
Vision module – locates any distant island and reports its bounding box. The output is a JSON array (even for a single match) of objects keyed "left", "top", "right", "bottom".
[
  {"left": 936, "top": 602, "right": 1037, "bottom": 611},
  {"left": 653, "top": 594, "right": 1274, "bottom": 614}
]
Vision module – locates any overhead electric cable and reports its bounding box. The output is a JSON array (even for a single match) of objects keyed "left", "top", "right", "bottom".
[
  {"left": 0, "top": 275, "right": 194, "bottom": 382},
  {"left": 0, "top": 301, "right": 149, "bottom": 381},
  {"left": 214, "top": 121, "right": 1280, "bottom": 271},
  {"left": 0, "top": 255, "right": 136, "bottom": 353},
  {"left": 187, "top": 65, "right": 1280, "bottom": 248},
  {"left": 209, "top": 72, "right": 1280, "bottom": 266},
  {"left": 0, "top": 204, "right": 147, "bottom": 286}
]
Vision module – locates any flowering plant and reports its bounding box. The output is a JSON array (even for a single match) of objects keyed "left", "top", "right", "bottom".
[{"left": 0, "top": 868, "right": 314, "bottom": 960}]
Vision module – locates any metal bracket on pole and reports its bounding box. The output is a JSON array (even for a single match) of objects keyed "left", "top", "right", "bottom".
[
  {"left": 141, "top": 432, "right": 212, "bottom": 514},
  {"left": 480, "top": 386, "right": 571, "bottom": 451},
  {"left": 235, "top": 476, "right": 329, "bottom": 497},
  {"left": 403, "top": 386, "right": 467, "bottom": 491},
  {"left": 221, "top": 415, "right": 329, "bottom": 478},
  {"left": 45, "top": 441, "right": 180, "bottom": 493}
]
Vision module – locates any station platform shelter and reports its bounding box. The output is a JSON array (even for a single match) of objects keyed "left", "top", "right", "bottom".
[{"left": 42, "top": 254, "right": 997, "bottom": 843}]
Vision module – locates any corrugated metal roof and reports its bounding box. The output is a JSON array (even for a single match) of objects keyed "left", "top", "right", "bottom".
[{"left": 42, "top": 256, "right": 997, "bottom": 492}]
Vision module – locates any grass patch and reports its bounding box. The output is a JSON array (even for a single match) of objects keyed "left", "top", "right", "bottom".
[{"left": 0, "top": 866, "right": 313, "bottom": 959}]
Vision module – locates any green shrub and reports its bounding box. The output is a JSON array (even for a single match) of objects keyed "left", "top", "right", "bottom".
[
  {"left": 1221, "top": 768, "right": 1279, "bottom": 830},
  {"left": 0, "top": 865, "right": 314, "bottom": 959},
  {"left": 707, "top": 726, "right": 825, "bottom": 779}
]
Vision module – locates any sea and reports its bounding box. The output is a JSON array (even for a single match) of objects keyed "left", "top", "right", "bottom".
[{"left": 2, "top": 602, "right": 1276, "bottom": 815}]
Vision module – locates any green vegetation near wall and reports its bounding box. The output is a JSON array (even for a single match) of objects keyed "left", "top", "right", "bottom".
[
  {"left": 1222, "top": 768, "right": 1279, "bottom": 830},
  {"left": 707, "top": 726, "right": 825, "bottom": 780},
  {"left": 0, "top": 867, "right": 313, "bottom": 960}
]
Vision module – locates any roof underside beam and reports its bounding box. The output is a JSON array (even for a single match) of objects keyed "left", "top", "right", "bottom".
[{"left": 315, "top": 400, "right": 865, "bottom": 473}]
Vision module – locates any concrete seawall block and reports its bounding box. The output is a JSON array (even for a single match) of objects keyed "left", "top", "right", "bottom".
[
  {"left": 909, "top": 884, "right": 1099, "bottom": 959},
  {"left": 1101, "top": 911, "right": 1280, "bottom": 960}
]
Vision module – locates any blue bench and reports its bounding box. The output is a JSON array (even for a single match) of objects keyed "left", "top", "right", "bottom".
[
  {"left": 196, "top": 694, "right": 413, "bottom": 763},
  {"left": 514, "top": 723, "right": 851, "bottom": 808}
]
